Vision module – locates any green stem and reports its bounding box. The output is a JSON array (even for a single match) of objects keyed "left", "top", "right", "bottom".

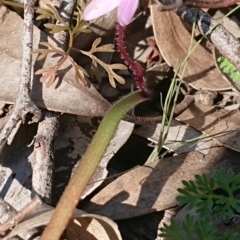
[{"left": 40, "top": 91, "right": 148, "bottom": 240}]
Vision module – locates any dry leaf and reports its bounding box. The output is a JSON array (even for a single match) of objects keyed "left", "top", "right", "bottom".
[
  {"left": 55, "top": 116, "right": 134, "bottom": 199},
  {"left": 66, "top": 216, "right": 122, "bottom": 240},
  {"left": 0, "top": 6, "right": 134, "bottom": 210},
  {"left": 134, "top": 119, "right": 212, "bottom": 155},
  {"left": 84, "top": 146, "right": 240, "bottom": 220},
  {"left": 0, "top": 116, "right": 134, "bottom": 213},
  {"left": 0, "top": 6, "right": 110, "bottom": 117},
  {"left": 150, "top": 5, "right": 230, "bottom": 91},
  {"left": 176, "top": 102, "right": 240, "bottom": 152},
  {"left": 3, "top": 204, "right": 122, "bottom": 240}
]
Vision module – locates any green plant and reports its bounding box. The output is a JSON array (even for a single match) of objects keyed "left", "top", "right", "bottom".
[
  {"left": 159, "top": 169, "right": 240, "bottom": 239},
  {"left": 160, "top": 214, "right": 240, "bottom": 240},
  {"left": 34, "top": 4, "right": 127, "bottom": 87},
  {"left": 217, "top": 55, "right": 240, "bottom": 82}
]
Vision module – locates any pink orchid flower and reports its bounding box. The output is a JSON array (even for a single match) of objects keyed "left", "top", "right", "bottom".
[{"left": 82, "top": 0, "right": 139, "bottom": 26}]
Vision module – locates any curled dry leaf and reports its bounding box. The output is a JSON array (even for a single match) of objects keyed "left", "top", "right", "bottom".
[
  {"left": 83, "top": 146, "right": 240, "bottom": 220},
  {"left": 3, "top": 204, "right": 122, "bottom": 240},
  {"left": 66, "top": 216, "right": 122, "bottom": 240},
  {"left": 150, "top": 5, "right": 231, "bottom": 91}
]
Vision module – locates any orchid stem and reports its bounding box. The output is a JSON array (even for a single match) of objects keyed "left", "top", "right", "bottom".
[{"left": 40, "top": 91, "right": 149, "bottom": 240}]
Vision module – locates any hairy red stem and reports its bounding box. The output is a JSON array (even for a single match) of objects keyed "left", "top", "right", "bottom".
[{"left": 116, "top": 24, "right": 151, "bottom": 97}]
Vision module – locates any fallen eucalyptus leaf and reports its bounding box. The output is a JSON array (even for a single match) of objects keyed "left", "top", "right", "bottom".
[
  {"left": 3, "top": 204, "right": 122, "bottom": 240},
  {"left": 150, "top": 5, "right": 230, "bottom": 91},
  {"left": 134, "top": 119, "right": 212, "bottom": 155},
  {"left": 0, "top": 6, "right": 110, "bottom": 117},
  {"left": 176, "top": 102, "right": 240, "bottom": 152},
  {"left": 84, "top": 146, "right": 240, "bottom": 220}
]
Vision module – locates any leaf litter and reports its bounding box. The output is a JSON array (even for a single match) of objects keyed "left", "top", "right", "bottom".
[{"left": 0, "top": 0, "right": 240, "bottom": 239}]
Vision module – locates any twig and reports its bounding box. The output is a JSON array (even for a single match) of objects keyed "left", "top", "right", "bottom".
[
  {"left": 32, "top": 112, "right": 59, "bottom": 204},
  {"left": 0, "top": 196, "right": 42, "bottom": 239},
  {"left": 31, "top": 0, "right": 77, "bottom": 204},
  {"left": 0, "top": 0, "right": 41, "bottom": 148},
  {"left": 0, "top": 198, "right": 20, "bottom": 240},
  {"left": 0, "top": 197, "right": 42, "bottom": 240},
  {"left": 177, "top": 7, "right": 240, "bottom": 77},
  {"left": 31, "top": 0, "right": 77, "bottom": 203}
]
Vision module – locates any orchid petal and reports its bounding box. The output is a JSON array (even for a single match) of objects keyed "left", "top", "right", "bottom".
[
  {"left": 83, "top": 0, "right": 121, "bottom": 21},
  {"left": 117, "top": 0, "right": 139, "bottom": 26}
]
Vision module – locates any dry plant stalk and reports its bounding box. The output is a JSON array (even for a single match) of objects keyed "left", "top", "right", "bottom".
[
  {"left": 0, "top": 196, "right": 42, "bottom": 237},
  {"left": 0, "top": 0, "right": 41, "bottom": 147},
  {"left": 32, "top": 111, "right": 59, "bottom": 204}
]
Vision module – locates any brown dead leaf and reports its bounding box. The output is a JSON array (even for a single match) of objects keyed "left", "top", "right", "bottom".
[
  {"left": 150, "top": 5, "right": 230, "bottom": 91},
  {"left": 66, "top": 216, "right": 122, "bottom": 240},
  {"left": 83, "top": 145, "right": 240, "bottom": 220},
  {"left": 176, "top": 102, "right": 240, "bottom": 152},
  {"left": 54, "top": 116, "right": 134, "bottom": 200},
  {"left": 134, "top": 119, "right": 212, "bottom": 155},
  {"left": 0, "top": 6, "right": 110, "bottom": 117},
  {"left": 0, "top": 116, "right": 134, "bottom": 213},
  {"left": 3, "top": 204, "right": 122, "bottom": 240}
]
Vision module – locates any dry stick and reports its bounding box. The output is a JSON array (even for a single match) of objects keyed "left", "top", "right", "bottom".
[
  {"left": 0, "top": 198, "right": 19, "bottom": 240},
  {"left": 0, "top": 3, "right": 42, "bottom": 234},
  {"left": 31, "top": 0, "right": 76, "bottom": 204},
  {"left": 0, "top": 197, "right": 42, "bottom": 240},
  {"left": 177, "top": 6, "right": 240, "bottom": 91},
  {"left": 0, "top": 196, "right": 42, "bottom": 239},
  {"left": 32, "top": 112, "right": 59, "bottom": 204},
  {"left": 0, "top": 0, "right": 41, "bottom": 148}
]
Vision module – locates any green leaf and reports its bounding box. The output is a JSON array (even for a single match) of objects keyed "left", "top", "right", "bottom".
[
  {"left": 161, "top": 169, "right": 240, "bottom": 240},
  {"left": 44, "top": 23, "right": 69, "bottom": 34},
  {"left": 217, "top": 55, "right": 240, "bottom": 82},
  {"left": 35, "top": 7, "right": 53, "bottom": 20},
  {"left": 46, "top": 4, "right": 67, "bottom": 26},
  {"left": 182, "top": 214, "right": 195, "bottom": 238},
  {"left": 90, "top": 59, "right": 102, "bottom": 84},
  {"left": 221, "top": 230, "right": 240, "bottom": 240}
]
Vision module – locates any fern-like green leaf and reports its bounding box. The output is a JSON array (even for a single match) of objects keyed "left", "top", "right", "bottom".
[
  {"left": 159, "top": 215, "right": 218, "bottom": 240},
  {"left": 160, "top": 170, "right": 240, "bottom": 240},
  {"left": 217, "top": 56, "right": 240, "bottom": 82},
  {"left": 177, "top": 169, "right": 240, "bottom": 222}
]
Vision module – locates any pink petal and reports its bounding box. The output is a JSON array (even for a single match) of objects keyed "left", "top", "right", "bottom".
[
  {"left": 83, "top": 0, "right": 121, "bottom": 21},
  {"left": 117, "top": 0, "right": 139, "bottom": 26}
]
